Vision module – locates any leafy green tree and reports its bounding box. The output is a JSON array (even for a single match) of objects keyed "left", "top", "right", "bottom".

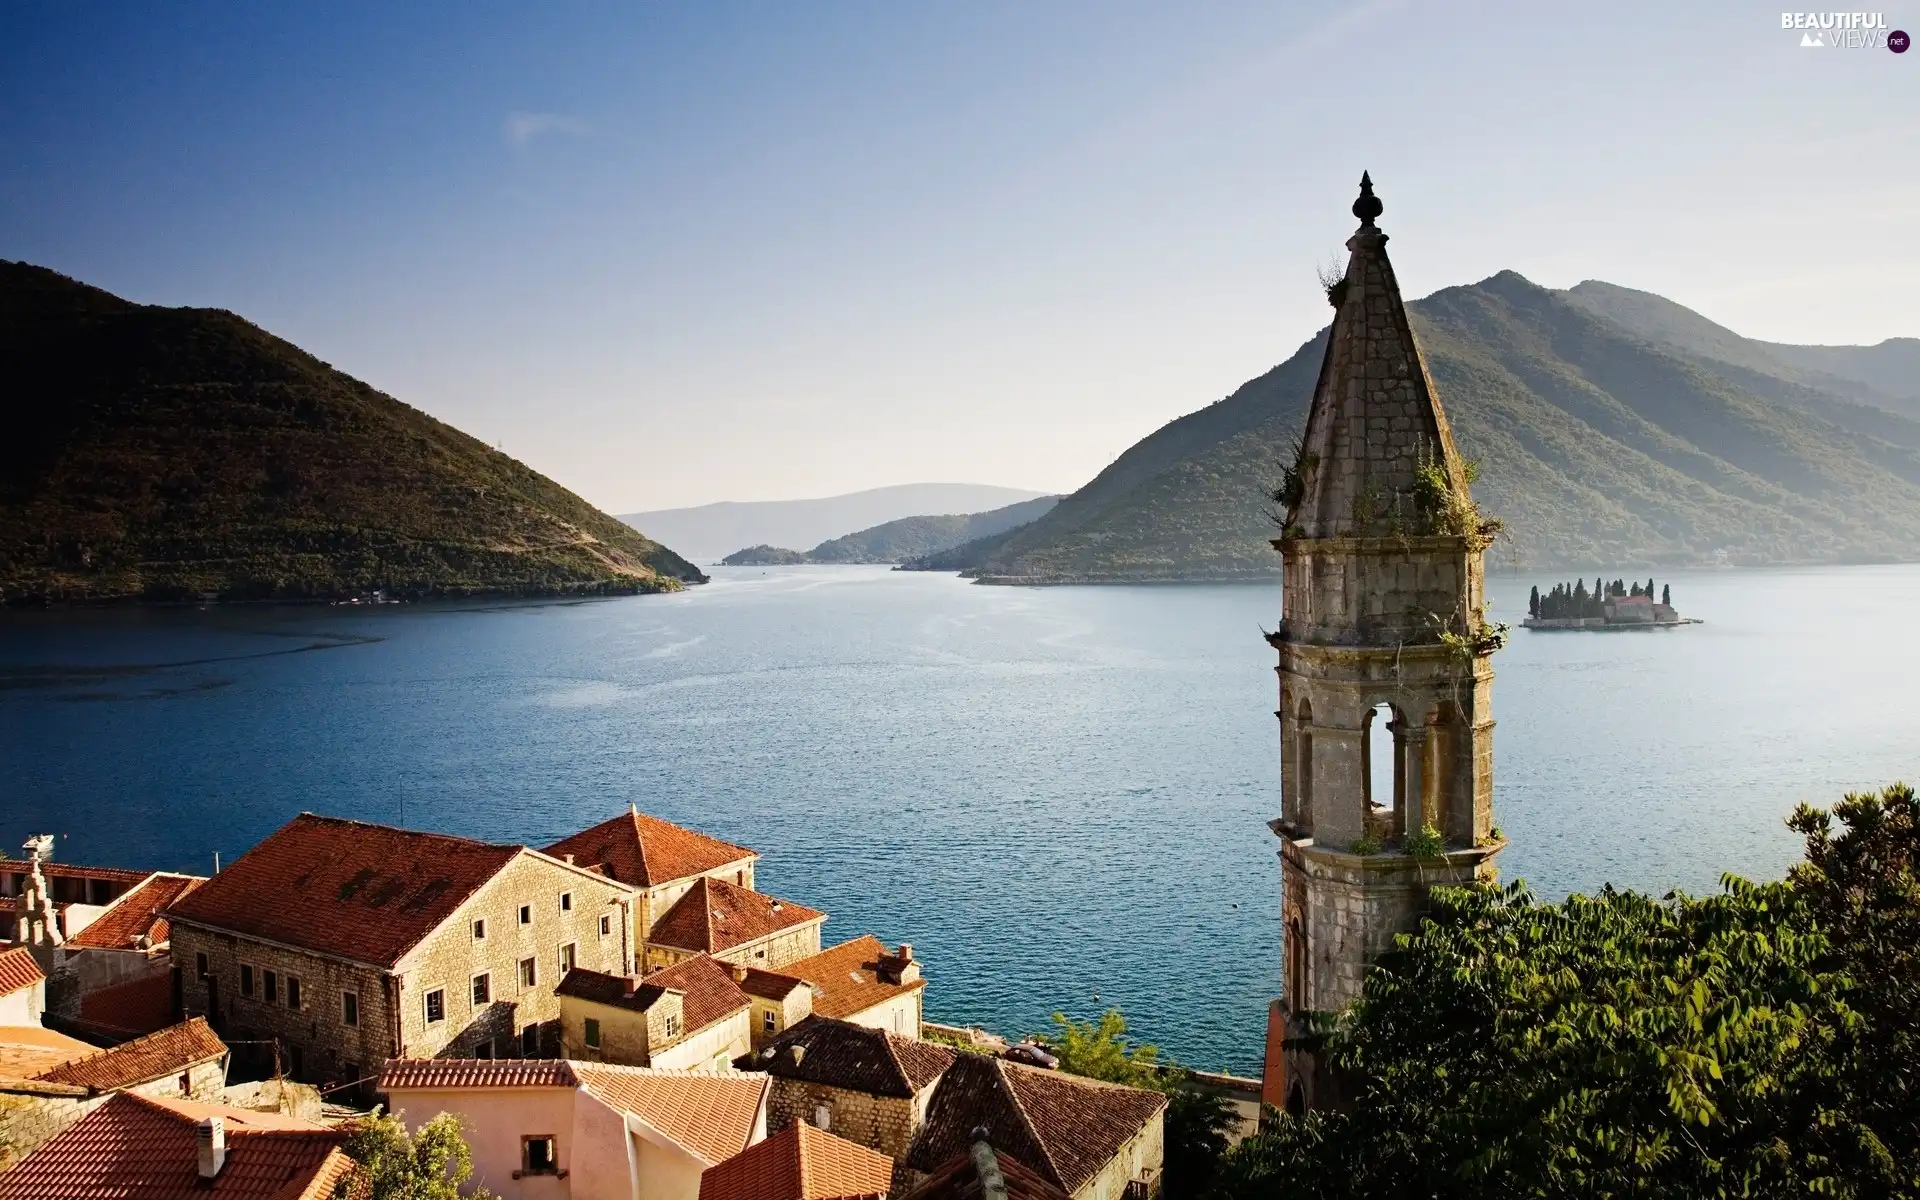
[
  {"left": 338, "top": 1109, "right": 494, "bottom": 1200},
  {"left": 1210, "top": 785, "right": 1920, "bottom": 1198},
  {"left": 1043, "top": 1009, "right": 1165, "bottom": 1088}
]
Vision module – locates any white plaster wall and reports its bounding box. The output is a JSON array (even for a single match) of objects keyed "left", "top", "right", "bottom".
[
  {"left": 649, "top": 1010, "right": 749, "bottom": 1072},
  {"left": 0, "top": 979, "right": 45, "bottom": 1024},
  {"left": 836, "top": 989, "right": 922, "bottom": 1039}
]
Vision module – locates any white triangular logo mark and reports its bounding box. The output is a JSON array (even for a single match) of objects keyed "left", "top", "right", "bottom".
[{"left": 1800, "top": 31, "right": 1824, "bottom": 46}]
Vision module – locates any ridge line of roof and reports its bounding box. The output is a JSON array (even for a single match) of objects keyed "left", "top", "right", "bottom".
[{"left": 991, "top": 1057, "right": 1065, "bottom": 1188}]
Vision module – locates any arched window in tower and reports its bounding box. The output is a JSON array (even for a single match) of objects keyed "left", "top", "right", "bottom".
[
  {"left": 1295, "top": 698, "right": 1314, "bottom": 825},
  {"left": 1364, "top": 702, "right": 1399, "bottom": 831},
  {"left": 1286, "top": 917, "right": 1308, "bottom": 1011}
]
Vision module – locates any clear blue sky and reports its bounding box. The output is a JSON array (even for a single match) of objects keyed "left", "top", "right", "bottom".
[{"left": 3, "top": 3, "right": 1913, "bottom": 511}]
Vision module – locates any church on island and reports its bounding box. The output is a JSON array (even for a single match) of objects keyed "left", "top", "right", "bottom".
[{"left": 1261, "top": 175, "right": 1505, "bottom": 1113}]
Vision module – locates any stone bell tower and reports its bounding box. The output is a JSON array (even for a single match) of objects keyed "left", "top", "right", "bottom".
[{"left": 1259, "top": 174, "right": 1503, "bottom": 1114}]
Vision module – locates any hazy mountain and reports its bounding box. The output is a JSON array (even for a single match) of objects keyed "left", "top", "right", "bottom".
[
  {"left": 621, "top": 483, "right": 1048, "bottom": 563},
  {"left": 948, "top": 272, "right": 1920, "bottom": 582},
  {"left": 1, "top": 262, "right": 704, "bottom": 602},
  {"left": 721, "top": 496, "right": 1058, "bottom": 566},
  {"left": 1559, "top": 280, "right": 1920, "bottom": 420}
]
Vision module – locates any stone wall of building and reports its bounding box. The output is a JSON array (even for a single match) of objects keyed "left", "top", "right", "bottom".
[
  {"left": 0, "top": 1085, "right": 107, "bottom": 1173},
  {"left": 711, "top": 923, "right": 821, "bottom": 971},
  {"left": 634, "top": 861, "right": 756, "bottom": 947},
  {"left": 766, "top": 1078, "right": 921, "bottom": 1161}
]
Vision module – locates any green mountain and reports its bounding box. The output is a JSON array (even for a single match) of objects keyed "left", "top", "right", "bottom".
[
  {"left": 954, "top": 272, "right": 1920, "bottom": 581},
  {"left": 719, "top": 496, "right": 1057, "bottom": 566},
  {"left": 0, "top": 262, "right": 705, "bottom": 602}
]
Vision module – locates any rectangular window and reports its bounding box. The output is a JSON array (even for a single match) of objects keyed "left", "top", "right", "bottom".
[
  {"left": 598, "top": 914, "right": 611, "bottom": 938},
  {"left": 663, "top": 1013, "right": 681, "bottom": 1040},
  {"left": 518, "top": 904, "right": 532, "bottom": 925},
  {"left": 287, "top": 976, "right": 302, "bottom": 1011},
  {"left": 196, "top": 953, "right": 208, "bottom": 980},
  {"left": 559, "top": 943, "right": 576, "bottom": 975},
  {"left": 475, "top": 1041, "right": 493, "bottom": 1060},
  {"left": 263, "top": 970, "right": 279, "bottom": 1005},
  {"left": 762, "top": 1010, "right": 776, "bottom": 1034},
  {"left": 519, "top": 957, "right": 537, "bottom": 989},
  {"left": 559, "top": 892, "right": 572, "bottom": 912},
  {"left": 521, "top": 1135, "right": 557, "bottom": 1176},
  {"left": 240, "top": 964, "right": 255, "bottom": 998},
  {"left": 521, "top": 1024, "right": 539, "bottom": 1057},
  {"left": 342, "top": 991, "right": 359, "bottom": 1028},
  {"left": 584, "top": 1017, "right": 601, "bottom": 1049},
  {"left": 473, "top": 973, "right": 491, "bottom": 1006},
  {"left": 424, "top": 989, "right": 446, "bottom": 1025},
  {"left": 472, "top": 918, "right": 487, "bottom": 941}
]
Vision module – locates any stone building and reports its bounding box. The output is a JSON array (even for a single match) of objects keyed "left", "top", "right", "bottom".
[
  {"left": 780, "top": 935, "right": 924, "bottom": 1038},
  {"left": 545, "top": 807, "right": 759, "bottom": 951},
  {"left": 166, "top": 814, "right": 633, "bottom": 1093},
  {"left": 50, "top": 872, "right": 204, "bottom": 1040},
  {"left": 1263, "top": 174, "right": 1504, "bottom": 1114},
  {"left": 642, "top": 876, "right": 825, "bottom": 972},
  {"left": 750, "top": 1016, "right": 1166, "bottom": 1200},
  {"left": 556, "top": 954, "right": 753, "bottom": 1070}
]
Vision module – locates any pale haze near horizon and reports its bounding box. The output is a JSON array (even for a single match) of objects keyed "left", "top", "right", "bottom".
[{"left": 3, "top": 3, "right": 1912, "bottom": 512}]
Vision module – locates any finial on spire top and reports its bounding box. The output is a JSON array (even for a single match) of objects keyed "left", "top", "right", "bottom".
[{"left": 1352, "top": 171, "right": 1383, "bottom": 225}]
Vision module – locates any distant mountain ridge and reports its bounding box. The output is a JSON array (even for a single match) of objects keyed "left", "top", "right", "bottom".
[
  {"left": 621, "top": 483, "right": 1048, "bottom": 562},
  {"left": 721, "top": 496, "right": 1057, "bottom": 565},
  {"left": 947, "top": 272, "right": 1920, "bottom": 582},
  {"left": 0, "top": 261, "right": 704, "bottom": 602}
]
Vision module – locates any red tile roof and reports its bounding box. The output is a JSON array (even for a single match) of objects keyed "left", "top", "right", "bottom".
[
  {"left": 37, "top": 1017, "right": 226, "bottom": 1090},
  {"left": 381, "top": 1058, "right": 768, "bottom": 1167},
  {"left": 699, "top": 1121, "right": 893, "bottom": 1200},
  {"left": 902, "top": 1056, "right": 1166, "bottom": 1195},
  {"left": 380, "top": 1058, "right": 576, "bottom": 1090},
  {"left": 164, "top": 814, "right": 521, "bottom": 968},
  {"left": 753, "top": 1017, "right": 954, "bottom": 1099},
  {"left": 0, "top": 946, "right": 45, "bottom": 998},
  {"left": 0, "top": 1090, "right": 355, "bottom": 1200},
  {"left": 648, "top": 877, "right": 824, "bottom": 956},
  {"left": 66, "top": 873, "right": 204, "bottom": 951},
  {"left": 545, "top": 810, "right": 756, "bottom": 889},
  {"left": 737, "top": 965, "right": 809, "bottom": 1002},
  {"left": 896, "top": 1145, "right": 1070, "bottom": 1200},
  {"left": 559, "top": 955, "right": 751, "bottom": 1036},
  {"left": 75, "top": 970, "right": 178, "bottom": 1040},
  {"left": 784, "top": 935, "right": 924, "bottom": 1022},
  {"left": 0, "top": 860, "right": 152, "bottom": 886},
  {"left": 572, "top": 1063, "right": 770, "bottom": 1166}
]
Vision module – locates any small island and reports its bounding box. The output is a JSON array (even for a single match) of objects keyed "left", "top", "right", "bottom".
[{"left": 1522, "top": 577, "right": 1700, "bottom": 630}]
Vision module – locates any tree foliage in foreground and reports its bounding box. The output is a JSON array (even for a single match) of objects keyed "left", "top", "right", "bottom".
[
  {"left": 1213, "top": 783, "right": 1920, "bottom": 1199},
  {"left": 338, "top": 1108, "right": 495, "bottom": 1200}
]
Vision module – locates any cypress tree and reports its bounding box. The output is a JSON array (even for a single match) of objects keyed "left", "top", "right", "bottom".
[
  {"left": 1529, "top": 585, "right": 1540, "bottom": 618},
  {"left": 1662, "top": 583, "right": 1671, "bottom": 606}
]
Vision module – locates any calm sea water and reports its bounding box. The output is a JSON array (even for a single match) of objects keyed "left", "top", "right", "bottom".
[{"left": 4, "top": 564, "right": 1916, "bottom": 1075}]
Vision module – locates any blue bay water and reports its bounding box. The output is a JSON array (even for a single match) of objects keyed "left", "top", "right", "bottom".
[{"left": 4, "top": 564, "right": 1916, "bottom": 1075}]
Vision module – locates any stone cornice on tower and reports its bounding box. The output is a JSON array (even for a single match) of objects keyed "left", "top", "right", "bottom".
[{"left": 1288, "top": 172, "right": 1472, "bottom": 543}]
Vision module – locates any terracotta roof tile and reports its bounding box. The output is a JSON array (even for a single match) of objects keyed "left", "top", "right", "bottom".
[
  {"left": 0, "top": 1090, "right": 353, "bottom": 1200},
  {"left": 571, "top": 1063, "right": 770, "bottom": 1165},
  {"left": 699, "top": 1121, "right": 893, "bottom": 1200},
  {"left": 902, "top": 1056, "right": 1166, "bottom": 1195},
  {"left": 0, "top": 1024, "right": 98, "bottom": 1080},
  {"left": 545, "top": 810, "right": 756, "bottom": 889},
  {"left": 67, "top": 873, "right": 204, "bottom": 950},
  {"left": 736, "top": 965, "right": 808, "bottom": 1002},
  {"left": 648, "top": 878, "right": 824, "bottom": 956},
  {"left": 165, "top": 814, "right": 521, "bottom": 968},
  {"left": 784, "top": 935, "right": 924, "bottom": 1022},
  {"left": 37, "top": 1016, "right": 226, "bottom": 1090},
  {"left": 752, "top": 1017, "right": 954, "bottom": 1099},
  {"left": 558, "top": 955, "right": 750, "bottom": 1036},
  {"left": 0, "top": 860, "right": 151, "bottom": 886},
  {"left": 896, "top": 1145, "right": 1070, "bottom": 1200},
  {"left": 0, "top": 946, "right": 45, "bottom": 998},
  {"left": 75, "top": 970, "right": 178, "bottom": 1040},
  {"left": 380, "top": 1058, "right": 576, "bottom": 1090}
]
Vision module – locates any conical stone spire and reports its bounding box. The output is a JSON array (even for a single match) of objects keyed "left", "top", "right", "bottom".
[{"left": 1289, "top": 172, "right": 1469, "bottom": 540}]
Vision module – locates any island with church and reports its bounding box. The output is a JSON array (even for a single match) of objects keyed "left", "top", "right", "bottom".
[{"left": 1522, "top": 576, "right": 1701, "bottom": 629}]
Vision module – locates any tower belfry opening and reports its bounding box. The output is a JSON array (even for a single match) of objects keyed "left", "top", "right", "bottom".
[{"left": 1261, "top": 173, "right": 1505, "bottom": 1114}]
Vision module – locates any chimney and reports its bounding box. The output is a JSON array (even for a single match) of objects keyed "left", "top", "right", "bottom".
[
  {"left": 563, "top": 853, "right": 575, "bottom": 865},
  {"left": 731, "top": 966, "right": 747, "bottom": 983},
  {"left": 896, "top": 943, "right": 913, "bottom": 962},
  {"left": 197, "top": 1116, "right": 227, "bottom": 1180},
  {"left": 787, "top": 1044, "right": 806, "bottom": 1067}
]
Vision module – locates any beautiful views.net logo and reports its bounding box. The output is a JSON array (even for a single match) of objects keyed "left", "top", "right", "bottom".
[{"left": 1782, "top": 12, "right": 1908, "bottom": 50}]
